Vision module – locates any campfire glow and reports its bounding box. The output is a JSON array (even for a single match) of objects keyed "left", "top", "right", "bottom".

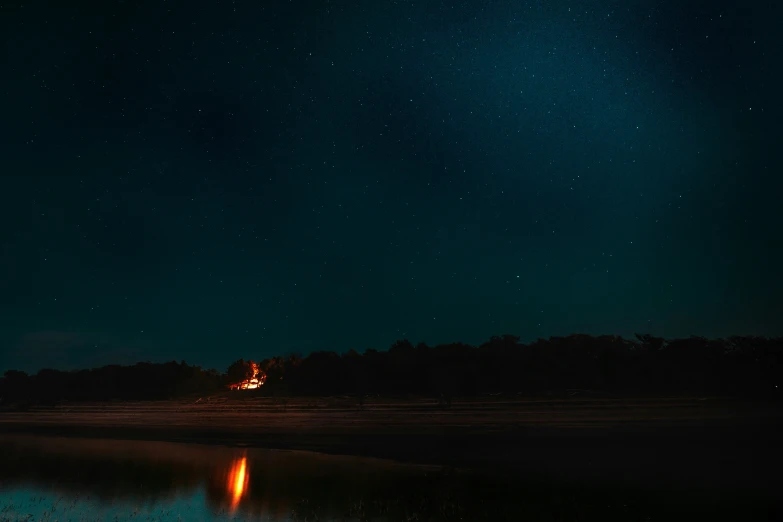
[
  {"left": 227, "top": 456, "right": 249, "bottom": 510},
  {"left": 229, "top": 362, "right": 265, "bottom": 390}
]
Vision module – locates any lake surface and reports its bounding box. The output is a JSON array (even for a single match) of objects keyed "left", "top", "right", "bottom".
[{"left": 0, "top": 434, "right": 776, "bottom": 521}]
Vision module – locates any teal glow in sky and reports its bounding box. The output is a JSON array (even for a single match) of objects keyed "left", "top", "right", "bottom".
[{"left": 1, "top": 0, "right": 780, "bottom": 372}]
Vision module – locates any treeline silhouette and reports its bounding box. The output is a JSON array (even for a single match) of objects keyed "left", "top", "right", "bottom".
[
  {"left": 1, "top": 334, "right": 781, "bottom": 404},
  {"left": 1, "top": 361, "right": 223, "bottom": 404}
]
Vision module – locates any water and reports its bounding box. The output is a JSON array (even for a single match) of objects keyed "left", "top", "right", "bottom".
[
  {"left": 1, "top": 435, "right": 441, "bottom": 521},
  {"left": 0, "top": 434, "right": 776, "bottom": 521}
]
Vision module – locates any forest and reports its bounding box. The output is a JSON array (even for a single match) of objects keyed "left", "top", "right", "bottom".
[{"left": 1, "top": 334, "right": 780, "bottom": 404}]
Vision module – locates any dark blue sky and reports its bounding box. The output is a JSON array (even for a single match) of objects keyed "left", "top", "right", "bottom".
[{"left": 1, "top": 0, "right": 780, "bottom": 372}]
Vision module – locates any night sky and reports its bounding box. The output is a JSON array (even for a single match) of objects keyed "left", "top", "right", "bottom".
[{"left": 1, "top": 0, "right": 780, "bottom": 372}]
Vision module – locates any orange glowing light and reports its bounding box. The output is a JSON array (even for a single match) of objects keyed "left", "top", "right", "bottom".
[
  {"left": 228, "top": 362, "right": 266, "bottom": 390},
  {"left": 227, "top": 456, "right": 248, "bottom": 510}
]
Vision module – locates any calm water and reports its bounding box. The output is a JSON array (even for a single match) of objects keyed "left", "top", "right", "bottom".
[{"left": 0, "top": 435, "right": 776, "bottom": 521}]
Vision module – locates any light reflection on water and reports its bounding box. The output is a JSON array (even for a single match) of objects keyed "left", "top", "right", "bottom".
[
  {"left": 227, "top": 455, "right": 248, "bottom": 511},
  {"left": 0, "top": 435, "right": 445, "bottom": 521},
  {"left": 0, "top": 434, "right": 772, "bottom": 521}
]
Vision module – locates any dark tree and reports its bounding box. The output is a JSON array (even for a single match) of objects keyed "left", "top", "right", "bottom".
[
  {"left": 226, "top": 359, "right": 254, "bottom": 384},
  {"left": 1, "top": 335, "right": 781, "bottom": 403}
]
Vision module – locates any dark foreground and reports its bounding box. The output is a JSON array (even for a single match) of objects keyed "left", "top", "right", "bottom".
[
  {"left": 0, "top": 392, "right": 783, "bottom": 520},
  {"left": 1, "top": 433, "right": 775, "bottom": 522},
  {"left": 1, "top": 395, "right": 781, "bottom": 520}
]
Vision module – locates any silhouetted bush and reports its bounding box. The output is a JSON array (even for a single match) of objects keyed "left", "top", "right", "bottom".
[
  {"left": 252, "top": 334, "right": 782, "bottom": 399},
  {"left": 1, "top": 334, "right": 780, "bottom": 403},
  {"left": 0, "top": 361, "right": 222, "bottom": 403}
]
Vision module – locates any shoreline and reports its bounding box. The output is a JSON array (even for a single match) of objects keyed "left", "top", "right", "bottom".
[{"left": 2, "top": 395, "right": 781, "bottom": 493}]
